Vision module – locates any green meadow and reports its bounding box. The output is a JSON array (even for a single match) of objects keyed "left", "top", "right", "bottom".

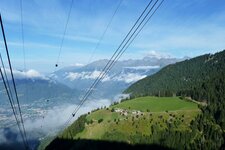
[{"left": 61, "top": 96, "right": 200, "bottom": 142}]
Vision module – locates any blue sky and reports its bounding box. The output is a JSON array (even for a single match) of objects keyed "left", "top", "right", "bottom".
[{"left": 0, "top": 0, "right": 225, "bottom": 72}]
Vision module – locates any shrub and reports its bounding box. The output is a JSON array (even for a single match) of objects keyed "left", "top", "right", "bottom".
[
  {"left": 69, "top": 115, "right": 87, "bottom": 136},
  {"left": 98, "top": 118, "right": 103, "bottom": 123},
  {"left": 86, "top": 119, "right": 93, "bottom": 125}
]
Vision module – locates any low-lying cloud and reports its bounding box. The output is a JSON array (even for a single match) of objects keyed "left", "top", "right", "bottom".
[
  {"left": 113, "top": 73, "right": 147, "bottom": 83},
  {"left": 145, "top": 50, "right": 172, "bottom": 59},
  {"left": 0, "top": 98, "right": 112, "bottom": 147},
  {"left": 24, "top": 98, "right": 111, "bottom": 135},
  {"left": 0, "top": 69, "right": 47, "bottom": 80},
  {"left": 65, "top": 70, "right": 110, "bottom": 81},
  {"left": 124, "top": 65, "right": 160, "bottom": 70},
  {"left": 65, "top": 71, "right": 146, "bottom": 83}
]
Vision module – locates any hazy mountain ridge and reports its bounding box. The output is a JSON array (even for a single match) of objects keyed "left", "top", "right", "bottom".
[
  {"left": 52, "top": 56, "right": 186, "bottom": 99},
  {"left": 0, "top": 76, "right": 79, "bottom": 105}
]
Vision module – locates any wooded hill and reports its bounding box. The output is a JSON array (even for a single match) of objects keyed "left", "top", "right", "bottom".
[
  {"left": 125, "top": 50, "right": 225, "bottom": 149},
  {"left": 125, "top": 50, "right": 225, "bottom": 99}
]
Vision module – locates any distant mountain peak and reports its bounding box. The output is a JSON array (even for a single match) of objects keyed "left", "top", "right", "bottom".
[
  {"left": 69, "top": 63, "right": 85, "bottom": 67},
  {"left": 144, "top": 50, "right": 172, "bottom": 60}
]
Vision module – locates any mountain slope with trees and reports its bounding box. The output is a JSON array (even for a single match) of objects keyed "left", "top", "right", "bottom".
[
  {"left": 125, "top": 50, "right": 225, "bottom": 149},
  {"left": 125, "top": 50, "right": 225, "bottom": 98}
]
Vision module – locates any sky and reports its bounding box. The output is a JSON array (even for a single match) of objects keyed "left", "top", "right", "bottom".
[{"left": 0, "top": 0, "right": 225, "bottom": 73}]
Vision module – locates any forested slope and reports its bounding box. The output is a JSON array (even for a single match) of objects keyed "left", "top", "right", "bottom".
[
  {"left": 125, "top": 50, "right": 225, "bottom": 149},
  {"left": 125, "top": 50, "right": 225, "bottom": 98}
]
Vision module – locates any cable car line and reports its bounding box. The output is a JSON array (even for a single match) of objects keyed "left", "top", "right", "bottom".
[
  {"left": 122, "top": 0, "right": 164, "bottom": 59},
  {"left": 20, "top": 0, "right": 26, "bottom": 71},
  {"left": 87, "top": 0, "right": 124, "bottom": 64},
  {"left": 64, "top": 0, "right": 155, "bottom": 125},
  {"left": 0, "top": 67, "right": 28, "bottom": 149},
  {"left": 19, "top": 0, "right": 30, "bottom": 147},
  {"left": 71, "top": 0, "right": 155, "bottom": 113},
  {"left": 0, "top": 14, "right": 29, "bottom": 149},
  {"left": 0, "top": 53, "right": 16, "bottom": 110},
  {"left": 72, "top": 0, "right": 159, "bottom": 116},
  {"left": 63, "top": 0, "right": 163, "bottom": 127},
  {"left": 55, "top": 0, "right": 75, "bottom": 68},
  {"left": 65, "top": 0, "right": 124, "bottom": 110},
  {"left": 95, "top": 0, "right": 164, "bottom": 93},
  {"left": 101, "top": 0, "right": 164, "bottom": 80}
]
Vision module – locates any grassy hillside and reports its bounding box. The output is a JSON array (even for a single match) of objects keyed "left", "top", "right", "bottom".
[
  {"left": 46, "top": 97, "right": 200, "bottom": 149},
  {"left": 112, "top": 97, "right": 198, "bottom": 112}
]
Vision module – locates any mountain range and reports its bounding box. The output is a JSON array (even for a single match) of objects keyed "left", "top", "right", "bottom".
[
  {"left": 1, "top": 56, "right": 186, "bottom": 105},
  {"left": 51, "top": 56, "right": 187, "bottom": 99}
]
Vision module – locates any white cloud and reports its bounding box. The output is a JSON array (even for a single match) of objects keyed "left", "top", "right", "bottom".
[
  {"left": 7, "top": 41, "right": 59, "bottom": 50},
  {"left": 65, "top": 70, "right": 110, "bottom": 81},
  {"left": 124, "top": 65, "right": 160, "bottom": 70},
  {"left": 21, "top": 99, "right": 111, "bottom": 138},
  {"left": 0, "top": 98, "right": 112, "bottom": 143},
  {"left": 69, "top": 63, "right": 85, "bottom": 67},
  {"left": 1, "top": 69, "right": 47, "bottom": 80},
  {"left": 66, "top": 72, "right": 81, "bottom": 81},
  {"left": 62, "top": 35, "right": 99, "bottom": 44},
  {"left": 86, "top": 70, "right": 102, "bottom": 80},
  {"left": 25, "top": 70, "right": 43, "bottom": 78},
  {"left": 114, "top": 73, "right": 146, "bottom": 83},
  {"left": 65, "top": 70, "right": 147, "bottom": 83},
  {"left": 113, "top": 94, "right": 130, "bottom": 102},
  {"left": 132, "top": 23, "right": 225, "bottom": 58},
  {"left": 144, "top": 50, "right": 172, "bottom": 59}
]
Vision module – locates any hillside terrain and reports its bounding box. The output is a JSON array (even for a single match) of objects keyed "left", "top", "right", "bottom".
[
  {"left": 125, "top": 50, "right": 225, "bottom": 149},
  {"left": 45, "top": 97, "right": 200, "bottom": 150},
  {"left": 45, "top": 50, "right": 225, "bottom": 150},
  {"left": 125, "top": 50, "right": 225, "bottom": 98}
]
